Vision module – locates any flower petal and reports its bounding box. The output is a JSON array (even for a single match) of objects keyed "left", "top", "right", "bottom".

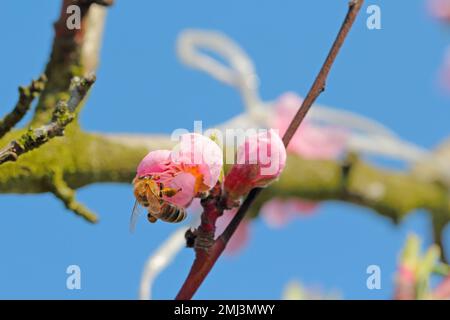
[
  {"left": 162, "top": 172, "right": 196, "bottom": 207},
  {"left": 136, "top": 150, "right": 172, "bottom": 177},
  {"left": 171, "top": 133, "right": 223, "bottom": 189},
  {"left": 224, "top": 129, "right": 286, "bottom": 200}
]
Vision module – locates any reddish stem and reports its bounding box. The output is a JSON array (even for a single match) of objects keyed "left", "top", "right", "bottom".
[
  {"left": 176, "top": 0, "right": 364, "bottom": 300},
  {"left": 176, "top": 240, "right": 226, "bottom": 300},
  {"left": 194, "top": 183, "right": 223, "bottom": 250}
]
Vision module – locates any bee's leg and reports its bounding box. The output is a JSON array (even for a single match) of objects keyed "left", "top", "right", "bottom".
[
  {"left": 147, "top": 212, "right": 157, "bottom": 223},
  {"left": 161, "top": 187, "right": 182, "bottom": 198},
  {"left": 157, "top": 182, "right": 165, "bottom": 197},
  {"left": 196, "top": 191, "right": 209, "bottom": 199}
]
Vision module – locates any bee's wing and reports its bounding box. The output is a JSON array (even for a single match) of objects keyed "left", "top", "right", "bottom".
[
  {"left": 146, "top": 182, "right": 162, "bottom": 214},
  {"left": 129, "top": 200, "right": 142, "bottom": 233}
]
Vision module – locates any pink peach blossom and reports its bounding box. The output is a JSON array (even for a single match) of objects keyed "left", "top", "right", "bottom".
[
  {"left": 170, "top": 133, "right": 223, "bottom": 190},
  {"left": 136, "top": 133, "right": 223, "bottom": 207},
  {"left": 215, "top": 208, "right": 250, "bottom": 255},
  {"left": 224, "top": 129, "right": 287, "bottom": 200},
  {"left": 428, "top": 0, "right": 450, "bottom": 22},
  {"left": 260, "top": 198, "right": 318, "bottom": 228},
  {"left": 274, "top": 92, "right": 348, "bottom": 160},
  {"left": 137, "top": 150, "right": 172, "bottom": 176}
]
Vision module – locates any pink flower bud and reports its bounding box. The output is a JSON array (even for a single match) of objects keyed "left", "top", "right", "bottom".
[
  {"left": 224, "top": 129, "right": 286, "bottom": 200},
  {"left": 136, "top": 133, "right": 223, "bottom": 207}
]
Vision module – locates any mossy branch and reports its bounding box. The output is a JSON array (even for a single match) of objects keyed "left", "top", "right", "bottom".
[
  {"left": 251, "top": 154, "right": 449, "bottom": 221},
  {"left": 0, "top": 75, "right": 95, "bottom": 165},
  {"left": 48, "top": 169, "right": 98, "bottom": 223},
  {"left": 0, "top": 75, "right": 47, "bottom": 139},
  {"left": 0, "top": 130, "right": 448, "bottom": 254}
]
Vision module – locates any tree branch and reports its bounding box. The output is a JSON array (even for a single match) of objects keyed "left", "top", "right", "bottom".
[
  {"left": 0, "top": 75, "right": 47, "bottom": 139},
  {"left": 75, "top": 0, "right": 115, "bottom": 6},
  {"left": 0, "top": 75, "right": 95, "bottom": 165},
  {"left": 48, "top": 169, "right": 98, "bottom": 222},
  {"left": 0, "top": 131, "right": 448, "bottom": 237},
  {"left": 31, "top": 0, "right": 109, "bottom": 125},
  {"left": 175, "top": 0, "right": 365, "bottom": 300},
  {"left": 281, "top": 0, "right": 364, "bottom": 146}
]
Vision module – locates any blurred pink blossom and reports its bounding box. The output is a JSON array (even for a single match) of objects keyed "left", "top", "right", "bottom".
[
  {"left": 394, "top": 264, "right": 417, "bottom": 300},
  {"left": 215, "top": 208, "right": 250, "bottom": 255},
  {"left": 274, "top": 92, "right": 348, "bottom": 159},
  {"left": 260, "top": 198, "right": 318, "bottom": 228},
  {"left": 224, "top": 129, "right": 287, "bottom": 200},
  {"left": 215, "top": 198, "right": 316, "bottom": 254},
  {"left": 397, "top": 264, "right": 416, "bottom": 284},
  {"left": 428, "top": 0, "right": 450, "bottom": 22},
  {"left": 433, "top": 275, "right": 450, "bottom": 299},
  {"left": 255, "top": 92, "right": 348, "bottom": 227},
  {"left": 440, "top": 49, "right": 450, "bottom": 91},
  {"left": 136, "top": 133, "right": 223, "bottom": 207}
]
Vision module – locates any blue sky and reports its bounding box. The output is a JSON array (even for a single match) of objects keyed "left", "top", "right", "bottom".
[{"left": 0, "top": 0, "right": 449, "bottom": 299}]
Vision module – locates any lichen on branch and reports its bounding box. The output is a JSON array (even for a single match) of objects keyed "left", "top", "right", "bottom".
[
  {"left": 0, "top": 75, "right": 47, "bottom": 139},
  {"left": 0, "top": 75, "right": 96, "bottom": 166}
]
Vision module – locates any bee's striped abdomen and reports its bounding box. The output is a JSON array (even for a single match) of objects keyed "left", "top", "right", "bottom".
[{"left": 158, "top": 202, "right": 186, "bottom": 223}]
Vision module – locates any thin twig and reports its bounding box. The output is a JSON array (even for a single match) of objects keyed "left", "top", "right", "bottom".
[
  {"left": 176, "top": 0, "right": 364, "bottom": 300},
  {"left": 0, "top": 75, "right": 47, "bottom": 139},
  {"left": 281, "top": 0, "right": 364, "bottom": 146},
  {"left": 0, "top": 75, "right": 95, "bottom": 165}
]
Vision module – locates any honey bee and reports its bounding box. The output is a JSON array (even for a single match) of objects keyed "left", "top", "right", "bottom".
[{"left": 130, "top": 175, "right": 186, "bottom": 232}]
